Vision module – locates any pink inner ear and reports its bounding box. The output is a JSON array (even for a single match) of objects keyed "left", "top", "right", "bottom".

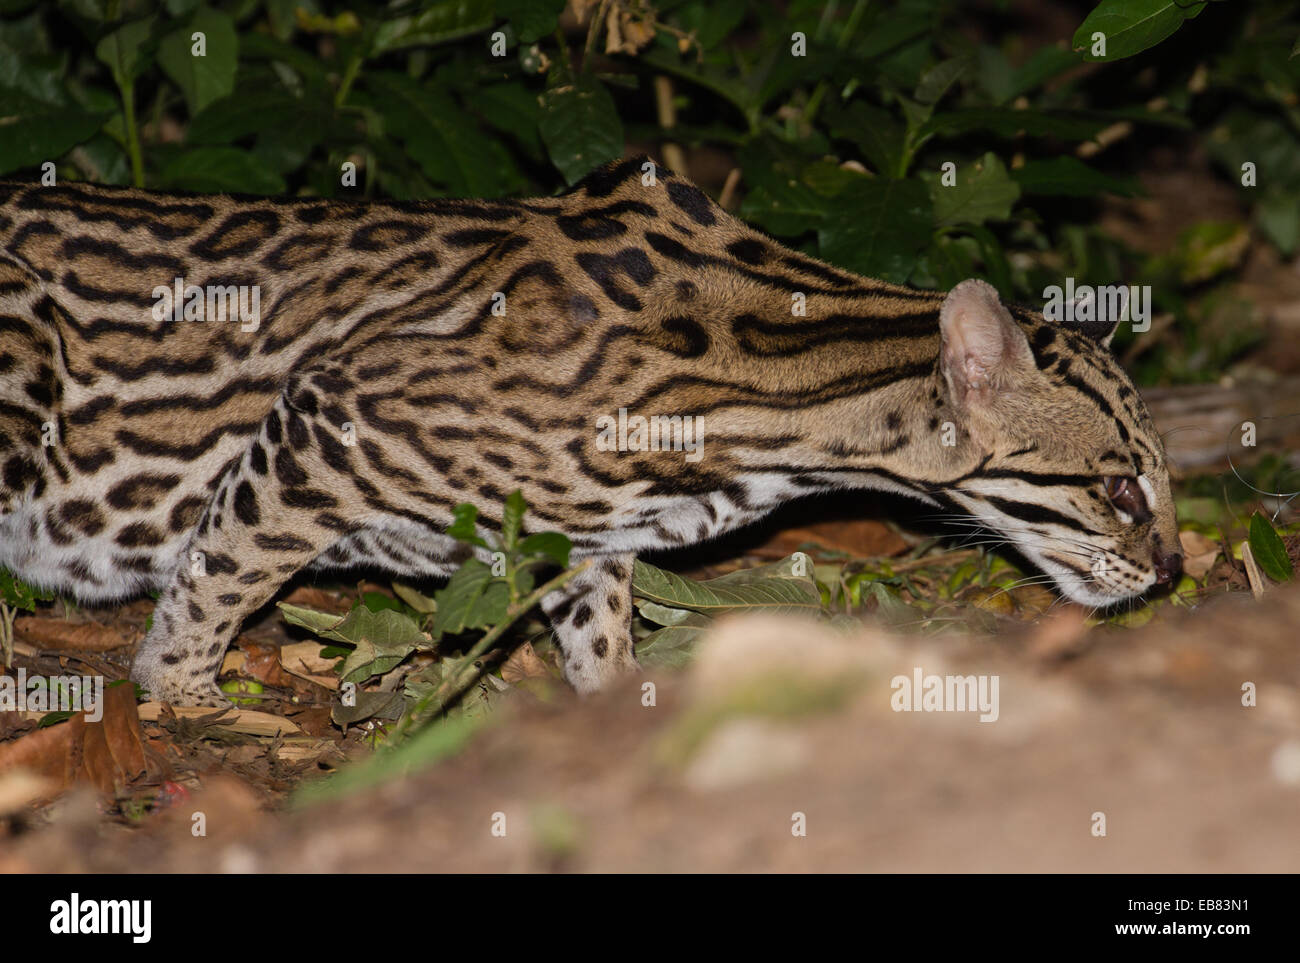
[{"left": 939, "top": 279, "right": 1031, "bottom": 399}]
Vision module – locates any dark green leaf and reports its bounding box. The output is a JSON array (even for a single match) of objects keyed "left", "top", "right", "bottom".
[
  {"left": 853, "top": 13, "right": 931, "bottom": 61},
  {"left": 71, "top": 132, "right": 130, "bottom": 184},
  {"left": 518, "top": 532, "right": 571, "bottom": 568},
  {"left": 240, "top": 31, "right": 330, "bottom": 87},
  {"left": 638, "top": 48, "right": 759, "bottom": 120},
  {"left": 1072, "top": 0, "right": 1208, "bottom": 62},
  {"left": 277, "top": 602, "right": 432, "bottom": 684},
  {"left": 631, "top": 556, "right": 822, "bottom": 616},
  {"left": 432, "top": 559, "right": 510, "bottom": 637},
  {"left": 158, "top": 147, "right": 285, "bottom": 194},
  {"left": 157, "top": 7, "right": 238, "bottom": 117},
  {"left": 501, "top": 489, "right": 526, "bottom": 551},
  {"left": 818, "top": 177, "right": 933, "bottom": 282},
  {"left": 94, "top": 16, "right": 156, "bottom": 89},
  {"left": 1011, "top": 156, "right": 1139, "bottom": 197},
  {"left": 826, "top": 100, "right": 905, "bottom": 177},
  {"left": 466, "top": 81, "right": 544, "bottom": 160},
  {"left": 1006, "top": 45, "right": 1081, "bottom": 98},
  {"left": 924, "top": 151, "right": 1020, "bottom": 227},
  {"left": 959, "top": 223, "right": 1014, "bottom": 296},
  {"left": 372, "top": 0, "right": 497, "bottom": 54},
  {"left": 738, "top": 185, "right": 828, "bottom": 235},
  {"left": 499, "top": 0, "right": 567, "bottom": 45},
  {"left": 187, "top": 88, "right": 300, "bottom": 145},
  {"left": 0, "top": 88, "right": 109, "bottom": 175},
  {"left": 914, "top": 54, "right": 973, "bottom": 106},
  {"left": 360, "top": 591, "right": 406, "bottom": 614},
  {"left": 364, "top": 71, "right": 504, "bottom": 197},
  {"left": 1249, "top": 512, "right": 1293, "bottom": 582},
  {"left": 331, "top": 689, "right": 407, "bottom": 726},
  {"left": 912, "top": 234, "right": 981, "bottom": 290},
  {"left": 1257, "top": 194, "right": 1300, "bottom": 256},
  {"left": 635, "top": 614, "right": 711, "bottom": 668},
  {"left": 539, "top": 76, "right": 624, "bottom": 185},
  {"left": 447, "top": 502, "right": 487, "bottom": 547},
  {"left": 918, "top": 108, "right": 1106, "bottom": 143}
]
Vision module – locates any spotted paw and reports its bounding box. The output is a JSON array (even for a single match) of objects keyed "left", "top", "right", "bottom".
[{"left": 130, "top": 669, "right": 230, "bottom": 708}]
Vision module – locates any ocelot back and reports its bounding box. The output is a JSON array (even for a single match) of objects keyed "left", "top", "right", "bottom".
[{"left": 0, "top": 157, "right": 1181, "bottom": 705}]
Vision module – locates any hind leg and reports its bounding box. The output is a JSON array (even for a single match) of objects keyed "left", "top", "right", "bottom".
[
  {"left": 0, "top": 260, "right": 61, "bottom": 516},
  {"left": 542, "top": 553, "right": 639, "bottom": 694},
  {"left": 130, "top": 393, "right": 365, "bottom": 705}
]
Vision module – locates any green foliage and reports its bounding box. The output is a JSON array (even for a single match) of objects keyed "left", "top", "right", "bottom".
[
  {"left": 631, "top": 553, "right": 823, "bottom": 665},
  {"left": 1248, "top": 512, "right": 1294, "bottom": 583},
  {"left": 0, "top": 569, "right": 56, "bottom": 612},
  {"left": 277, "top": 489, "right": 575, "bottom": 731},
  {"left": 1073, "top": 0, "right": 1208, "bottom": 62},
  {"left": 0, "top": 0, "right": 1291, "bottom": 319},
  {"left": 0, "top": 569, "right": 55, "bottom": 668}
]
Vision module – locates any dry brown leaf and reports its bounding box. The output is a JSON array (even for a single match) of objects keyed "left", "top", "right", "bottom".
[
  {"left": 501, "top": 641, "right": 552, "bottom": 684},
  {"left": 0, "top": 681, "right": 148, "bottom": 796},
  {"left": 278, "top": 641, "right": 341, "bottom": 690},
  {"left": 0, "top": 719, "right": 78, "bottom": 783},
  {"left": 15, "top": 617, "right": 137, "bottom": 651},
  {"left": 236, "top": 637, "right": 296, "bottom": 688},
  {"left": 751, "top": 518, "right": 908, "bottom": 560},
  {"left": 101, "top": 682, "right": 147, "bottom": 780},
  {"left": 281, "top": 585, "right": 353, "bottom": 614},
  {"left": 964, "top": 585, "right": 1015, "bottom": 616},
  {"left": 221, "top": 649, "right": 245, "bottom": 675},
  {"left": 1179, "top": 530, "right": 1220, "bottom": 580},
  {"left": 1010, "top": 584, "right": 1056, "bottom": 618},
  {"left": 1241, "top": 542, "right": 1266, "bottom": 601},
  {"left": 282, "top": 705, "right": 336, "bottom": 736}
]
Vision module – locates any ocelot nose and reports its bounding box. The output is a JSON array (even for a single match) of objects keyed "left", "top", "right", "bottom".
[{"left": 1152, "top": 550, "right": 1183, "bottom": 585}]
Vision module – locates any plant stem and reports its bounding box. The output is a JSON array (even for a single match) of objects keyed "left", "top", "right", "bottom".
[
  {"left": 582, "top": 0, "right": 612, "bottom": 71},
  {"left": 1, "top": 603, "right": 14, "bottom": 668},
  {"left": 441, "top": 558, "right": 591, "bottom": 693},
  {"left": 335, "top": 52, "right": 363, "bottom": 109},
  {"left": 119, "top": 79, "right": 144, "bottom": 187},
  {"left": 387, "top": 559, "right": 593, "bottom": 742}
]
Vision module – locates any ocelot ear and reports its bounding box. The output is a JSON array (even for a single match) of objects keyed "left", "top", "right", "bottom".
[
  {"left": 939, "top": 278, "right": 1036, "bottom": 408},
  {"left": 1057, "top": 286, "right": 1127, "bottom": 347}
]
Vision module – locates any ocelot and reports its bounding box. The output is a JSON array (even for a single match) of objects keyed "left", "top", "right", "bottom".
[{"left": 0, "top": 157, "right": 1181, "bottom": 705}]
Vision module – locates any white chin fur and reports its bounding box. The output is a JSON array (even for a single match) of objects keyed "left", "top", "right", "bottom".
[{"left": 1019, "top": 544, "right": 1154, "bottom": 607}]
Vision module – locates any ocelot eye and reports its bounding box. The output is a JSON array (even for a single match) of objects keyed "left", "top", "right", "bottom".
[{"left": 1103, "top": 476, "right": 1147, "bottom": 520}]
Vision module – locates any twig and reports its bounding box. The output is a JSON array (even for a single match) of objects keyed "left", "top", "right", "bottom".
[
  {"left": 654, "top": 75, "right": 687, "bottom": 174},
  {"left": 718, "top": 167, "right": 742, "bottom": 210}
]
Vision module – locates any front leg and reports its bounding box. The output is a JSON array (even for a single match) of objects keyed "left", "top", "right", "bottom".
[{"left": 542, "top": 553, "right": 639, "bottom": 694}]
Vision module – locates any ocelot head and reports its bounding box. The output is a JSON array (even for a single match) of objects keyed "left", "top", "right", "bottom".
[{"left": 936, "top": 279, "right": 1181, "bottom": 607}]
